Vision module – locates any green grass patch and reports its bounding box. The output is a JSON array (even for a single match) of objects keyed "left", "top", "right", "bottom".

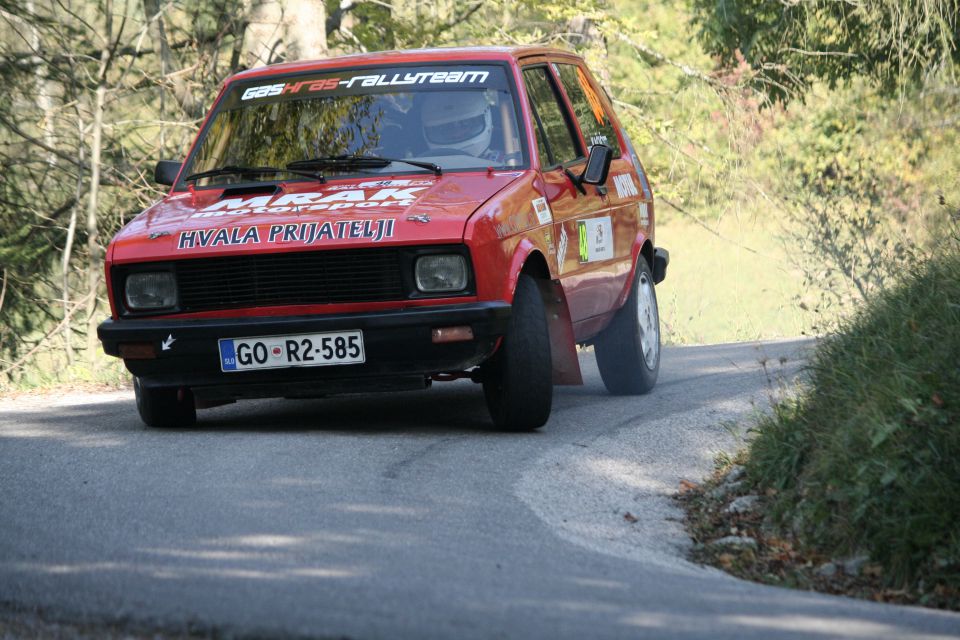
[
  {"left": 656, "top": 207, "right": 810, "bottom": 344},
  {"left": 746, "top": 240, "right": 960, "bottom": 595}
]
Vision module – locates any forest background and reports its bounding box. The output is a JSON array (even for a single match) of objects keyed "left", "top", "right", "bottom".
[{"left": 0, "top": 0, "right": 957, "bottom": 389}]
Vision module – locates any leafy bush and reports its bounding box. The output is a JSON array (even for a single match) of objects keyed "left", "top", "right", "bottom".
[{"left": 747, "top": 227, "right": 960, "bottom": 590}]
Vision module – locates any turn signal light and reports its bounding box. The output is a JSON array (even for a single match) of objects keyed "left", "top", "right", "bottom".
[
  {"left": 431, "top": 326, "right": 474, "bottom": 344},
  {"left": 119, "top": 342, "right": 157, "bottom": 359}
]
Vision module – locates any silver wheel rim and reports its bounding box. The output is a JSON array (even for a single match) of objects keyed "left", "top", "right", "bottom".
[{"left": 637, "top": 272, "right": 659, "bottom": 369}]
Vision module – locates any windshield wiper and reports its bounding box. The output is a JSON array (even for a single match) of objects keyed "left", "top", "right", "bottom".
[
  {"left": 287, "top": 154, "right": 442, "bottom": 177},
  {"left": 182, "top": 164, "right": 326, "bottom": 184}
]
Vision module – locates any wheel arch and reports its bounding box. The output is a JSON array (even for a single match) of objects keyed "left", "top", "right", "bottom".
[
  {"left": 616, "top": 233, "right": 654, "bottom": 308},
  {"left": 506, "top": 244, "right": 583, "bottom": 386}
]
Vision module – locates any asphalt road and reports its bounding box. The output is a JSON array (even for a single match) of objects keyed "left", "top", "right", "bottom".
[{"left": 1, "top": 340, "right": 958, "bottom": 639}]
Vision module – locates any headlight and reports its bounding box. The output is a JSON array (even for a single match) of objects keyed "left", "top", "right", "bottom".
[
  {"left": 125, "top": 272, "right": 177, "bottom": 310},
  {"left": 414, "top": 254, "right": 468, "bottom": 293}
]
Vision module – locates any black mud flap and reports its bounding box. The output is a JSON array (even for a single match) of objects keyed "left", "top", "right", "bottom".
[{"left": 653, "top": 247, "right": 669, "bottom": 284}]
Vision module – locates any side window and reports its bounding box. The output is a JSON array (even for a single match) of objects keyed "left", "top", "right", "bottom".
[
  {"left": 554, "top": 63, "right": 621, "bottom": 156},
  {"left": 522, "top": 66, "right": 581, "bottom": 167}
]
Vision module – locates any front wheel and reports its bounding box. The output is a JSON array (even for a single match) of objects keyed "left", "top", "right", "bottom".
[
  {"left": 134, "top": 377, "right": 197, "bottom": 428},
  {"left": 482, "top": 274, "right": 553, "bottom": 431},
  {"left": 595, "top": 258, "right": 661, "bottom": 395}
]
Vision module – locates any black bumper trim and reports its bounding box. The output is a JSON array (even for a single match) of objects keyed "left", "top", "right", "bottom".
[{"left": 98, "top": 302, "right": 510, "bottom": 394}]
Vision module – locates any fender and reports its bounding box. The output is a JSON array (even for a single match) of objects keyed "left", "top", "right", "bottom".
[
  {"left": 615, "top": 231, "right": 653, "bottom": 309},
  {"left": 505, "top": 241, "right": 583, "bottom": 385},
  {"left": 501, "top": 237, "right": 542, "bottom": 303}
]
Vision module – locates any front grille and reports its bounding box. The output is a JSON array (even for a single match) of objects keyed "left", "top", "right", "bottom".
[{"left": 174, "top": 248, "right": 405, "bottom": 312}]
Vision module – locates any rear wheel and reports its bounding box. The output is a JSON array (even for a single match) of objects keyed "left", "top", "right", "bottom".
[
  {"left": 595, "top": 258, "right": 660, "bottom": 395},
  {"left": 134, "top": 377, "right": 197, "bottom": 428},
  {"left": 482, "top": 274, "right": 553, "bottom": 431}
]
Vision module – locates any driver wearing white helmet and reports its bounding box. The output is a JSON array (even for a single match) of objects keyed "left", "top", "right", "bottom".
[{"left": 420, "top": 91, "right": 504, "bottom": 162}]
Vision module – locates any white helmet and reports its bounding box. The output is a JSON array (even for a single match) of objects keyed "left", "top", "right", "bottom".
[{"left": 421, "top": 91, "right": 493, "bottom": 157}]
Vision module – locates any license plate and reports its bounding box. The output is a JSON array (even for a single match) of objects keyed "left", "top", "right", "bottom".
[{"left": 218, "top": 331, "right": 365, "bottom": 372}]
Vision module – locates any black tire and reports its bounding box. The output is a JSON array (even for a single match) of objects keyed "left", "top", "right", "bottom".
[
  {"left": 134, "top": 377, "right": 197, "bottom": 428},
  {"left": 482, "top": 274, "right": 553, "bottom": 430},
  {"left": 595, "top": 258, "right": 661, "bottom": 395}
]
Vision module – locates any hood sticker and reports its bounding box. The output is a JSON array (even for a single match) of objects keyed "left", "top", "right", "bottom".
[
  {"left": 578, "top": 217, "right": 613, "bottom": 263},
  {"left": 177, "top": 219, "right": 396, "bottom": 250},
  {"left": 191, "top": 187, "right": 426, "bottom": 218}
]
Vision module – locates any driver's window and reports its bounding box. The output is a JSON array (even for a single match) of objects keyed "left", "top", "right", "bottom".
[{"left": 522, "top": 66, "right": 581, "bottom": 168}]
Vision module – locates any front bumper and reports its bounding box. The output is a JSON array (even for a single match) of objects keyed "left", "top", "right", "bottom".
[{"left": 98, "top": 302, "right": 510, "bottom": 400}]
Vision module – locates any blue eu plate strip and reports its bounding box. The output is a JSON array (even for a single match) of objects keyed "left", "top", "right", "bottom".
[{"left": 219, "top": 339, "right": 237, "bottom": 371}]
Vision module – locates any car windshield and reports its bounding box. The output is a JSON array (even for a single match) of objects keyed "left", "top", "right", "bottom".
[{"left": 180, "top": 64, "right": 526, "bottom": 188}]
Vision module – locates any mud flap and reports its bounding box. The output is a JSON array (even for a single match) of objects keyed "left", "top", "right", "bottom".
[{"left": 537, "top": 279, "right": 583, "bottom": 385}]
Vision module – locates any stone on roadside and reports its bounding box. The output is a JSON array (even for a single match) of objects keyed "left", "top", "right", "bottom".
[
  {"left": 722, "top": 465, "right": 746, "bottom": 484},
  {"left": 725, "top": 495, "right": 760, "bottom": 514},
  {"left": 816, "top": 562, "right": 837, "bottom": 578},
  {"left": 841, "top": 554, "right": 870, "bottom": 576},
  {"left": 709, "top": 535, "right": 757, "bottom": 549},
  {"left": 709, "top": 480, "right": 744, "bottom": 499}
]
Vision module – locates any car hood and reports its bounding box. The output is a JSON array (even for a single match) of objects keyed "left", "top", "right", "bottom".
[{"left": 110, "top": 172, "right": 525, "bottom": 263}]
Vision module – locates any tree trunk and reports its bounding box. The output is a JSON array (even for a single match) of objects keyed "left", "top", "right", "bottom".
[
  {"left": 26, "top": 1, "right": 58, "bottom": 165},
  {"left": 243, "top": 0, "right": 327, "bottom": 68},
  {"left": 85, "top": 2, "right": 113, "bottom": 362},
  {"left": 62, "top": 113, "right": 84, "bottom": 366},
  {"left": 85, "top": 82, "right": 105, "bottom": 361},
  {"left": 568, "top": 15, "right": 612, "bottom": 93}
]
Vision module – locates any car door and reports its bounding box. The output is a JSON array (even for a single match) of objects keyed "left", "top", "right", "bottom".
[
  {"left": 520, "top": 61, "right": 614, "bottom": 327},
  {"left": 550, "top": 60, "right": 643, "bottom": 326}
]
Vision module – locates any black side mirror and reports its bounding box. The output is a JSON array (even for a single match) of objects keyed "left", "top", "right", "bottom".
[
  {"left": 154, "top": 160, "right": 182, "bottom": 186},
  {"left": 565, "top": 145, "right": 613, "bottom": 195}
]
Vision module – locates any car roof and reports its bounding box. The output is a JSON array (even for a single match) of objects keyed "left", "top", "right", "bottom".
[{"left": 228, "top": 46, "right": 583, "bottom": 82}]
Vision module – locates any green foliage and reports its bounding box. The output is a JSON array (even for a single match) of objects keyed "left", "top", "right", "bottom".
[
  {"left": 689, "top": 0, "right": 960, "bottom": 102},
  {"left": 743, "top": 79, "right": 960, "bottom": 321},
  {"left": 747, "top": 225, "right": 960, "bottom": 589}
]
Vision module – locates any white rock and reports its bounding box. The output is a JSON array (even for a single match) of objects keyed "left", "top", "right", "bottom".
[
  {"left": 709, "top": 480, "right": 744, "bottom": 499},
  {"left": 725, "top": 494, "right": 761, "bottom": 514},
  {"left": 723, "top": 465, "right": 746, "bottom": 484},
  {"left": 816, "top": 562, "right": 837, "bottom": 577},
  {"left": 841, "top": 554, "right": 870, "bottom": 576},
  {"left": 709, "top": 535, "right": 757, "bottom": 549}
]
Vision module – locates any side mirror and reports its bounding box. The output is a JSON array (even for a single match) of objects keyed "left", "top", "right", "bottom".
[
  {"left": 154, "top": 160, "right": 182, "bottom": 186},
  {"left": 582, "top": 144, "right": 613, "bottom": 185},
  {"left": 565, "top": 145, "right": 613, "bottom": 195}
]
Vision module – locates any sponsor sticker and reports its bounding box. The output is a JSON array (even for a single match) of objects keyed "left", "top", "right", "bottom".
[
  {"left": 637, "top": 169, "right": 652, "bottom": 199},
  {"left": 576, "top": 67, "right": 607, "bottom": 126},
  {"left": 190, "top": 187, "right": 426, "bottom": 218},
  {"left": 577, "top": 217, "right": 614, "bottom": 263},
  {"left": 240, "top": 70, "right": 491, "bottom": 101},
  {"left": 557, "top": 224, "right": 568, "bottom": 273},
  {"left": 494, "top": 211, "right": 536, "bottom": 238},
  {"left": 613, "top": 173, "right": 639, "bottom": 199},
  {"left": 532, "top": 197, "right": 552, "bottom": 225},
  {"left": 177, "top": 219, "right": 395, "bottom": 250},
  {"left": 638, "top": 202, "right": 649, "bottom": 226}
]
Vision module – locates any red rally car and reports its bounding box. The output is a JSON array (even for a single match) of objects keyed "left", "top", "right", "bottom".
[{"left": 97, "top": 46, "right": 669, "bottom": 431}]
